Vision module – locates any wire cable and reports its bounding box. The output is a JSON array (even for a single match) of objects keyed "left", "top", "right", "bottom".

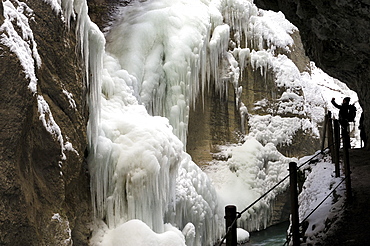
[
  {"left": 218, "top": 142, "right": 336, "bottom": 246},
  {"left": 299, "top": 177, "right": 346, "bottom": 225}
]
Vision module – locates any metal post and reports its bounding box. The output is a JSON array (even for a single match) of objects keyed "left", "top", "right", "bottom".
[
  {"left": 289, "top": 162, "right": 300, "bottom": 246},
  {"left": 333, "top": 120, "right": 340, "bottom": 177},
  {"left": 321, "top": 113, "right": 329, "bottom": 152},
  {"left": 343, "top": 134, "right": 352, "bottom": 201},
  {"left": 327, "top": 112, "right": 334, "bottom": 155},
  {"left": 225, "top": 205, "right": 237, "bottom": 246}
]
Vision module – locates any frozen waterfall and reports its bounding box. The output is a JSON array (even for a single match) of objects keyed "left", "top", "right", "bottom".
[
  {"left": 88, "top": 0, "right": 299, "bottom": 244},
  {"left": 42, "top": 0, "right": 361, "bottom": 245}
]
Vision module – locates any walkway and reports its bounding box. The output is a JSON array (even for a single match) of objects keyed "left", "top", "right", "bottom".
[{"left": 324, "top": 148, "right": 370, "bottom": 245}]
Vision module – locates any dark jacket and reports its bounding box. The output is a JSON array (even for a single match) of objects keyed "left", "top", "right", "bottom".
[{"left": 332, "top": 100, "right": 350, "bottom": 126}]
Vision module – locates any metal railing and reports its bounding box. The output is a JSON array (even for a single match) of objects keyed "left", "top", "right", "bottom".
[{"left": 218, "top": 111, "right": 352, "bottom": 246}]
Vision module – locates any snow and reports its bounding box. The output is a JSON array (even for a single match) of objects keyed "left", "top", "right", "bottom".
[
  {"left": 237, "top": 228, "right": 250, "bottom": 243},
  {"left": 42, "top": 0, "right": 76, "bottom": 27},
  {"left": 51, "top": 213, "right": 73, "bottom": 245},
  {"left": 0, "top": 0, "right": 41, "bottom": 93},
  {"left": 249, "top": 10, "right": 298, "bottom": 52},
  {"left": 0, "top": 0, "right": 84, "bottom": 164},
  {"left": 7, "top": 0, "right": 360, "bottom": 245},
  {"left": 37, "top": 95, "right": 66, "bottom": 159},
  {"left": 64, "top": 141, "right": 79, "bottom": 155},
  {"left": 62, "top": 89, "right": 77, "bottom": 109},
  {"left": 42, "top": 0, "right": 63, "bottom": 15},
  {"left": 52, "top": 213, "right": 62, "bottom": 222},
  {"left": 293, "top": 153, "right": 346, "bottom": 245},
  {"left": 223, "top": 228, "right": 250, "bottom": 244},
  {"left": 95, "top": 219, "right": 186, "bottom": 246},
  {"left": 248, "top": 115, "right": 309, "bottom": 146}
]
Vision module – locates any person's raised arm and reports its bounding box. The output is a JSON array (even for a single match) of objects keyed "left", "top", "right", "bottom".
[{"left": 331, "top": 98, "right": 341, "bottom": 109}]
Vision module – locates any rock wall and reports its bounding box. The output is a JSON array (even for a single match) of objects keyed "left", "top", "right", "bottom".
[
  {"left": 254, "top": 0, "right": 370, "bottom": 149},
  {"left": 0, "top": 1, "right": 91, "bottom": 245},
  {"left": 187, "top": 30, "right": 320, "bottom": 165}
]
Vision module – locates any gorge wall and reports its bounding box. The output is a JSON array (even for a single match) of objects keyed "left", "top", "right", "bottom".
[
  {"left": 1, "top": 0, "right": 366, "bottom": 244},
  {"left": 0, "top": 1, "right": 91, "bottom": 245},
  {"left": 186, "top": 30, "right": 318, "bottom": 165},
  {"left": 254, "top": 0, "right": 370, "bottom": 148}
]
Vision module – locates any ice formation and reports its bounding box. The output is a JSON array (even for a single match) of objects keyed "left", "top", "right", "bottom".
[
  {"left": 29, "top": 0, "right": 361, "bottom": 245},
  {"left": 99, "top": 219, "right": 186, "bottom": 246},
  {"left": 89, "top": 0, "right": 304, "bottom": 244},
  {"left": 205, "top": 137, "right": 295, "bottom": 231}
]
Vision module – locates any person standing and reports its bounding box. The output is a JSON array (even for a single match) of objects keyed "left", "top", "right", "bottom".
[
  {"left": 331, "top": 97, "right": 351, "bottom": 148},
  {"left": 359, "top": 112, "right": 367, "bottom": 148}
]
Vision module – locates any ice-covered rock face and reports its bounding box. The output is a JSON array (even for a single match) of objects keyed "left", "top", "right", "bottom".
[
  {"left": 86, "top": 0, "right": 362, "bottom": 245},
  {"left": 87, "top": 0, "right": 328, "bottom": 244},
  {"left": 253, "top": 0, "right": 370, "bottom": 149}
]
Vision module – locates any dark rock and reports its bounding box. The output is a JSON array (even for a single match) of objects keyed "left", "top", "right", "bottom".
[
  {"left": 0, "top": 0, "right": 91, "bottom": 245},
  {"left": 87, "top": 0, "right": 131, "bottom": 32},
  {"left": 0, "top": 3, "right": 4, "bottom": 25}
]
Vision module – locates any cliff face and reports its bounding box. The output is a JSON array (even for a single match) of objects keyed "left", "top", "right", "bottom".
[
  {"left": 0, "top": 1, "right": 91, "bottom": 245},
  {"left": 254, "top": 0, "right": 370, "bottom": 148},
  {"left": 187, "top": 30, "right": 318, "bottom": 165}
]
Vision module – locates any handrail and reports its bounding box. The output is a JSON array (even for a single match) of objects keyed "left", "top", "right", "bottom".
[
  {"left": 218, "top": 146, "right": 332, "bottom": 246},
  {"left": 283, "top": 177, "right": 346, "bottom": 246},
  {"left": 219, "top": 112, "right": 351, "bottom": 246},
  {"left": 297, "top": 145, "right": 331, "bottom": 169},
  {"left": 218, "top": 215, "right": 239, "bottom": 246},
  {"left": 299, "top": 178, "right": 345, "bottom": 225},
  {"left": 241, "top": 145, "right": 333, "bottom": 217}
]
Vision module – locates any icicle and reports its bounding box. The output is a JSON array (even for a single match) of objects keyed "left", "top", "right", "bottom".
[
  {"left": 209, "top": 24, "right": 230, "bottom": 94},
  {"left": 50, "top": 0, "right": 346, "bottom": 245},
  {"left": 166, "top": 153, "right": 222, "bottom": 246},
  {"left": 240, "top": 102, "right": 248, "bottom": 134},
  {"left": 87, "top": 22, "right": 105, "bottom": 153}
]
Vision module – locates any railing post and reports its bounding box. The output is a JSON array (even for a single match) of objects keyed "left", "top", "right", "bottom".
[
  {"left": 321, "top": 113, "right": 329, "bottom": 152},
  {"left": 327, "top": 112, "right": 334, "bottom": 155},
  {"left": 343, "top": 133, "right": 352, "bottom": 201},
  {"left": 289, "top": 162, "right": 300, "bottom": 246},
  {"left": 225, "top": 205, "right": 237, "bottom": 246},
  {"left": 333, "top": 120, "right": 340, "bottom": 177}
]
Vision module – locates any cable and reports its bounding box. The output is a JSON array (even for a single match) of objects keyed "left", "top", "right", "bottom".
[
  {"left": 239, "top": 173, "right": 290, "bottom": 216},
  {"left": 218, "top": 142, "right": 337, "bottom": 246},
  {"left": 283, "top": 233, "right": 292, "bottom": 246},
  {"left": 217, "top": 216, "right": 239, "bottom": 246},
  {"left": 297, "top": 145, "right": 332, "bottom": 169},
  {"left": 299, "top": 178, "right": 345, "bottom": 225}
]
